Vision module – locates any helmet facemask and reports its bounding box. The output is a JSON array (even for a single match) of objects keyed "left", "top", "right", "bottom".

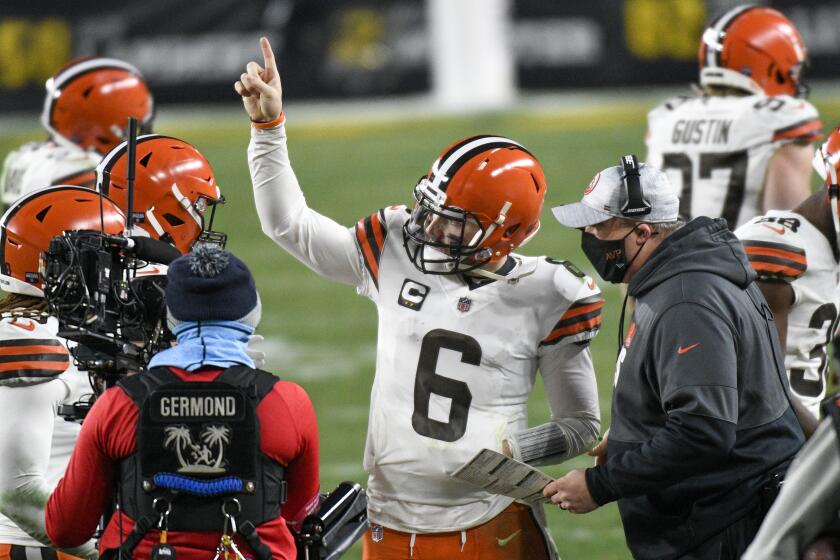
[
  {"left": 403, "top": 176, "right": 509, "bottom": 275},
  {"left": 192, "top": 194, "right": 228, "bottom": 250}
]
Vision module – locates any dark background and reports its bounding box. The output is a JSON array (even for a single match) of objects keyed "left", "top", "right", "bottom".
[{"left": 2, "top": 0, "right": 839, "bottom": 113}]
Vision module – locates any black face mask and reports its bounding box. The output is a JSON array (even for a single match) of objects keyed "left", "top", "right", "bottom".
[{"left": 581, "top": 228, "right": 644, "bottom": 283}]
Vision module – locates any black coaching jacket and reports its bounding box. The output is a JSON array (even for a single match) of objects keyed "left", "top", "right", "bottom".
[{"left": 585, "top": 217, "right": 804, "bottom": 559}]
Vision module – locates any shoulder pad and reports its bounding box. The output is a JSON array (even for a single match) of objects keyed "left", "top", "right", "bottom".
[
  {"left": 0, "top": 318, "right": 70, "bottom": 386},
  {"left": 355, "top": 206, "right": 406, "bottom": 290},
  {"left": 648, "top": 95, "right": 694, "bottom": 118},
  {"left": 736, "top": 220, "right": 807, "bottom": 282},
  {"left": 751, "top": 97, "right": 822, "bottom": 144},
  {"left": 541, "top": 266, "right": 604, "bottom": 347}
]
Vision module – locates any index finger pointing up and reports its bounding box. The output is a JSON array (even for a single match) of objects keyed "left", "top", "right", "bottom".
[{"left": 260, "top": 36, "right": 277, "bottom": 77}]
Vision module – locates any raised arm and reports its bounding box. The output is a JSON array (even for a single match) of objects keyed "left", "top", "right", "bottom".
[{"left": 237, "top": 38, "right": 367, "bottom": 288}]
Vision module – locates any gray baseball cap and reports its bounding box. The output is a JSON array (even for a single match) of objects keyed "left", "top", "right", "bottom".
[{"left": 552, "top": 163, "right": 680, "bottom": 228}]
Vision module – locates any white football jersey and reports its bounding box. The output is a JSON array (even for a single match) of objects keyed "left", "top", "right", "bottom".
[
  {"left": 0, "top": 316, "right": 90, "bottom": 545},
  {"left": 647, "top": 94, "right": 820, "bottom": 229},
  {"left": 735, "top": 210, "right": 840, "bottom": 417},
  {"left": 0, "top": 141, "right": 99, "bottom": 208},
  {"left": 355, "top": 206, "right": 602, "bottom": 532}
]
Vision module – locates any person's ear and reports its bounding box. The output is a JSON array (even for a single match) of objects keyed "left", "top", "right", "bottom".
[{"left": 634, "top": 223, "right": 653, "bottom": 245}]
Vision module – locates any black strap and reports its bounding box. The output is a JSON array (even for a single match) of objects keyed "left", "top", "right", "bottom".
[
  {"left": 619, "top": 154, "right": 651, "bottom": 218},
  {"left": 100, "top": 512, "right": 158, "bottom": 560},
  {"left": 239, "top": 521, "right": 273, "bottom": 560},
  {"left": 216, "top": 365, "right": 279, "bottom": 402}
]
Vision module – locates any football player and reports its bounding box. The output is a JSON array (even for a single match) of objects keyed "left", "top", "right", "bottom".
[
  {"left": 236, "top": 38, "right": 601, "bottom": 559},
  {"left": 646, "top": 5, "right": 821, "bottom": 229},
  {"left": 0, "top": 186, "right": 126, "bottom": 560},
  {"left": 96, "top": 135, "right": 226, "bottom": 253},
  {"left": 734, "top": 126, "right": 840, "bottom": 432},
  {"left": 0, "top": 58, "right": 154, "bottom": 210}
]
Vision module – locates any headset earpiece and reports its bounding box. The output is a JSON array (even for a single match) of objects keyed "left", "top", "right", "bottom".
[{"left": 619, "top": 154, "right": 652, "bottom": 218}]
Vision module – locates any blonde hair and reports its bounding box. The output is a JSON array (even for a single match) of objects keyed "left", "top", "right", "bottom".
[{"left": 0, "top": 293, "right": 48, "bottom": 315}]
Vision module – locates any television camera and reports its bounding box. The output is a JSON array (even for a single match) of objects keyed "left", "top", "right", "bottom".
[{"left": 43, "top": 117, "right": 181, "bottom": 420}]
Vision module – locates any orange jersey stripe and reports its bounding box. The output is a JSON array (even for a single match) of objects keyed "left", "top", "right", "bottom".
[
  {"left": 744, "top": 245, "right": 806, "bottom": 265},
  {"left": 54, "top": 169, "right": 97, "bottom": 189},
  {"left": 0, "top": 360, "right": 68, "bottom": 373},
  {"left": 545, "top": 316, "right": 602, "bottom": 343},
  {"left": 750, "top": 261, "right": 804, "bottom": 278},
  {"left": 560, "top": 300, "right": 604, "bottom": 321},
  {"left": 356, "top": 221, "right": 379, "bottom": 282},
  {"left": 0, "top": 344, "right": 67, "bottom": 356},
  {"left": 370, "top": 212, "right": 385, "bottom": 252},
  {"left": 772, "top": 119, "right": 822, "bottom": 142}
]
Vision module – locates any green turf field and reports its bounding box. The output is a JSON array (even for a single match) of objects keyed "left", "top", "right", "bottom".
[{"left": 3, "top": 91, "right": 840, "bottom": 559}]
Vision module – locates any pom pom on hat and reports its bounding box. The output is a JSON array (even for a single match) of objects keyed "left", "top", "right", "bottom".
[{"left": 166, "top": 245, "right": 260, "bottom": 326}]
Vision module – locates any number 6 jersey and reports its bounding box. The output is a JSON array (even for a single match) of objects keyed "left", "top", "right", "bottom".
[
  {"left": 735, "top": 210, "right": 840, "bottom": 417},
  {"left": 355, "top": 206, "right": 601, "bottom": 531},
  {"left": 249, "top": 123, "right": 602, "bottom": 533},
  {"left": 646, "top": 94, "right": 821, "bottom": 229}
]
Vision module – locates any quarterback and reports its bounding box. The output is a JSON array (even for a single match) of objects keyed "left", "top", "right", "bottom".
[
  {"left": 236, "top": 38, "right": 601, "bottom": 559},
  {"left": 646, "top": 5, "right": 821, "bottom": 229},
  {"left": 0, "top": 186, "right": 128, "bottom": 560},
  {"left": 734, "top": 126, "right": 840, "bottom": 427},
  {"left": 0, "top": 58, "right": 154, "bottom": 209}
]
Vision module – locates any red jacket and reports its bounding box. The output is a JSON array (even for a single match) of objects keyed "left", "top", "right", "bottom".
[{"left": 46, "top": 367, "right": 320, "bottom": 560}]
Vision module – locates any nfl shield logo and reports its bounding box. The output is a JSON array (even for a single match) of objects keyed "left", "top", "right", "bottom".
[
  {"left": 371, "top": 524, "right": 384, "bottom": 543},
  {"left": 457, "top": 297, "right": 472, "bottom": 312}
]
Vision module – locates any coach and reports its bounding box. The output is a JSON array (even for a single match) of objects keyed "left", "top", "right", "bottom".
[{"left": 544, "top": 156, "right": 805, "bottom": 559}]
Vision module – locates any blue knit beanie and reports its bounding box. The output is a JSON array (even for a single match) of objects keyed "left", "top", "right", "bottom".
[{"left": 166, "top": 246, "right": 260, "bottom": 325}]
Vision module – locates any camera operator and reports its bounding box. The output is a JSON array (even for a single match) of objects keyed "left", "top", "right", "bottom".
[
  {"left": 0, "top": 185, "right": 127, "bottom": 560},
  {"left": 45, "top": 246, "right": 320, "bottom": 560}
]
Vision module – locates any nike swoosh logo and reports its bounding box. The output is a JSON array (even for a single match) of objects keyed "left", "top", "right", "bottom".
[
  {"left": 587, "top": 278, "right": 596, "bottom": 290},
  {"left": 138, "top": 266, "right": 162, "bottom": 275},
  {"left": 11, "top": 320, "right": 35, "bottom": 331},
  {"left": 677, "top": 342, "right": 700, "bottom": 355},
  {"left": 497, "top": 530, "right": 521, "bottom": 547},
  {"left": 761, "top": 224, "right": 785, "bottom": 235}
]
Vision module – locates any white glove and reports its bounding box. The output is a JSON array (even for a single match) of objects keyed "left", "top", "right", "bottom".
[{"left": 247, "top": 334, "right": 266, "bottom": 369}]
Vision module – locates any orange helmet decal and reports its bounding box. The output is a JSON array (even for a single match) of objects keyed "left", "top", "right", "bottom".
[
  {"left": 41, "top": 58, "right": 154, "bottom": 155},
  {"left": 699, "top": 5, "right": 808, "bottom": 97},
  {"left": 96, "top": 135, "right": 223, "bottom": 254},
  {"left": 0, "top": 186, "right": 126, "bottom": 297},
  {"left": 404, "top": 135, "right": 546, "bottom": 275}
]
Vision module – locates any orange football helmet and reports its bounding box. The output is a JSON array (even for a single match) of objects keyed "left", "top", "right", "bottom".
[
  {"left": 0, "top": 186, "right": 126, "bottom": 297},
  {"left": 813, "top": 126, "right": 840, "bottom": 239},
  {"left": 96, "top": 135, "right": 225, "bottom": 254},
  {"left": 699, "top": 5, "right": 808, "bottom": 97},
  {"left": 41, "top": 58, "right": 154, "bottom": 156},
  {"left": 403, "top": 135, "right": 546, "bottom": 275}
]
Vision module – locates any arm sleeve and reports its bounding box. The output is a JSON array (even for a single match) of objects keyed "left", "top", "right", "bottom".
[
  {"left": 743, "top": 419, "right": 840, "bottom": 560},
  {"left": 586, "top": 303, "right": 739, "bottom": 504},
  {"left": 272, "top": 383, "right": 320, "bottom": 531},
  {"left": 47, "top": 388, "right": 134, "bottom": 548},
  {"left": 0, "top": 382, "right": 64, "bottom": 545},
  {"left": 249, "top": 124, "right": 367, "bottom": 288},
  {"left": 509, "top": 343, "right": 600, "bottom": 465}
]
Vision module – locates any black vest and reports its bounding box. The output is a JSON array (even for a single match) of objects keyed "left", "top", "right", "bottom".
[{"left": 117, "top": 366, "right": 286, "bottom": 530}]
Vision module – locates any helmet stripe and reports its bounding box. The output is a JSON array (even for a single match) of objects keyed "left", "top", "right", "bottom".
[
  {"left": 705, "top": 5, "right": 758, "bottom": 68},
  {"left": 430, "top": 136, "right": 528, "bottom": 192},
  {"left": 50, "top": 58, "right": 143, "bottom": 90}
]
